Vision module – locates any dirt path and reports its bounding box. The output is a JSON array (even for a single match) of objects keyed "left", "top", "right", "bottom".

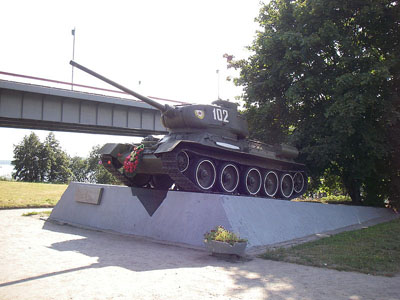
[{"left": 0, "top": 209, "right": 399, "bottom": 300}]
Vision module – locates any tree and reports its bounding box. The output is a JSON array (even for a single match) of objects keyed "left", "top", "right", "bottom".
[
  {"left": 68, "top": 145, "right": 119, "bottom": 184},
  {"left": 42, "top": 133, "right": 72, "bottom": 183},
  {"left": 69, "top": 156, "right": 89, "bottom": 182},
  {"left": 12, "top": 132, "right": 44, "bottom": 182},
  {"left": 12, "top": 133, "right": 119, "bottom": 185},
  {"left": 86, "top": 145, "right": 119, "bottom": 185},
  {"left": 234, "top": 0, "right": 399, "bottom": 207},
  {"left": 12, "top": 132, "right": 72, "bottom": 183}
]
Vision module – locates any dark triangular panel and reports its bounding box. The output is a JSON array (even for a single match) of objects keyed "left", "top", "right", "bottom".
[{"left": 131, "top": 188, "right": 168, "bottom": 216}]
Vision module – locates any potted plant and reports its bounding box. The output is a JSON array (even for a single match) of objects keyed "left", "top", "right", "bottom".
[{"left": 204, "top": 226, "right": 247, "bottom": 257}]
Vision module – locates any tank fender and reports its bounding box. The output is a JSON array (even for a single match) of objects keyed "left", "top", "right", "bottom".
[
  {"left": 154, "top": 139, "right": 182, "bottom": 155},
  {"left": 274, "top": 144, "right": 299, "bottom": 159}
]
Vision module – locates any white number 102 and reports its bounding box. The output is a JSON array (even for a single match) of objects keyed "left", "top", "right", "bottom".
[{"left": 212, "top": 108, "right": 229, "bottom": 123}]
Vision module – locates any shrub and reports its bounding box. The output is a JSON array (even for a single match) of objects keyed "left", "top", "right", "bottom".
[
  {"left": 204, "top": 226, "right": 247, "bottom": 246},
  {"left": 319, "top": 195, "right": 351, "bottom": 203}
]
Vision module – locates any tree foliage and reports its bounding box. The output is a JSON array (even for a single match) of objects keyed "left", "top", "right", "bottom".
[
  {"left": 12, "top": 132, "right": 72, "bottom": 183},
  {"left": 42, "top": 133, "right": 72, "bottom": 183},
  {"left": 12, "top": 133, "right": 44, "bottom": 182},
  {"left": 69, "top": 156, "right": 89, "bottom": 182},
  {"left": 12, "top": 133, "right": 118, "bottom": 185},
  {"left": 69, "top": 145, "right": 119, "bottom": 185},
  {"left": 234, "top": 0, "right": 399, "bottom": 208},
  {"left": 86, "top": 145, "right": 119, "bottom": 184}
]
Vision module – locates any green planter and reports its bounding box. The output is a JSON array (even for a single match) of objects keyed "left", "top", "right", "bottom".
[{"left": 204, "top": 240, "right": 247, "bottom": 257}]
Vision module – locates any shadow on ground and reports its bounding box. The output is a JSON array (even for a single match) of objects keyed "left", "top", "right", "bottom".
[
  {"left": 32, "top": 219, "right": 399, "bottom": 300},
  {"left": 43, "top": 219, "right": 216, "bottom": 270},
  {"left": 40, "top": 220, "right": 305, "bottom": 299}
]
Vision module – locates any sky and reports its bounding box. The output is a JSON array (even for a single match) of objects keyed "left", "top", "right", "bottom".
[{"left": 0, "top": 0, "right": 263, "bottom": 161}]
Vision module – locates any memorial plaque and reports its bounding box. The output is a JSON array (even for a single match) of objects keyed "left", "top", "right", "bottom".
[{"left": 74, "top": 185, "right": 103, "bottom": 205}]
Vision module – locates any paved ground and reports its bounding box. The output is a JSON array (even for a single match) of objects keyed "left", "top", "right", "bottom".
[{"left": 0, "top": 209, "right": 399, "bottom": 300}]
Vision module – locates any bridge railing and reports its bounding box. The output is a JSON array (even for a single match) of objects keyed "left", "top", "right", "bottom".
[{"left": 0, "top": 70, "right": 186, "bottom": 106}]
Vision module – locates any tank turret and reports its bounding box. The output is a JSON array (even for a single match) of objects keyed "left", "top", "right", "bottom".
[{"left": 70, "top": 60, "right": 307, "bottom": 200}]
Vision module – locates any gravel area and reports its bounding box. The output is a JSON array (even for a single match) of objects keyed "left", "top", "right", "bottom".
[{"left": 0, "top": 208, "right": 399, "bottom": 300}]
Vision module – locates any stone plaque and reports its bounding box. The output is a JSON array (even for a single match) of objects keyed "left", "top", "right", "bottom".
[{"left": 75, "top": 185, "right": 103, "bottom": 205}]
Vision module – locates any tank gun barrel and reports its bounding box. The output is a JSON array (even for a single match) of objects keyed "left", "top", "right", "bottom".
[{"left": 70, "top": 60, "right": 168, "bottom": 112}]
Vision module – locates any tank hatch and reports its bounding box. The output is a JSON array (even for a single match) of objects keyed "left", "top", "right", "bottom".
[{"left": 212, "top": 99, "right": 238, "bottom": 110}]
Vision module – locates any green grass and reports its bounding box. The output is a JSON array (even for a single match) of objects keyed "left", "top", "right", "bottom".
[
  {"left": 0, "top": 181, "right": 67, "bottom": 208},
  {"left": 262, "top": 218, "right": 400, "bottom": 276},
  {"left": 294, "top": 195, "right": 352, "bottom": 204},
  {"left": 22, "top": 210, "right": 52, "bottom": 217}
]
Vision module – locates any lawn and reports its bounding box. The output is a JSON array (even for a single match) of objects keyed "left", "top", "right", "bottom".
[
  {"left": 0, "top": 181, "right": 67, "bottom": 208},
  {"left": 262, "top": 218, "right": 400, "bottom": 276},
  {"left": 293, "top": 194, "right": 352, "bottom": 205}
]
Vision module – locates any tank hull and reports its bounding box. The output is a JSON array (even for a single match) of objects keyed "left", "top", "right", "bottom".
[{"left": 99, "top": 135, "right": 307, "bottom": 200}]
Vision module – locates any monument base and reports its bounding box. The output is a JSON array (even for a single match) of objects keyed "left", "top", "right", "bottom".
[{"left": 49, "top": 182, "right": 396, "bottom": 250}]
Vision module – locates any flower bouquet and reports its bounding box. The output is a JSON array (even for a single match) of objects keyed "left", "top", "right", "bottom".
[{"left": 123, "top": 144, "right": 144, "bottom": 174}]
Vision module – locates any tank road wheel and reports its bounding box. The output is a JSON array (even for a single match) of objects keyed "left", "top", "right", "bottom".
[
  {"left": 151, "top": 174, "right": 174, "bottom": 190},
  {"left": 218, "top": 163, "right": 240, "bottom": 194},
  {"left": 293, "top": 172, "right": 305, "bottom": 194},
  {"left": 241, "top": 167, "right": 262, "bottom": 196},
  {"left": 263, "top": 171, "right": 279, "bottom": 197},
  {"left": 177, "top": 150, "right": 190, "bottom": 173},
  {"left": 194, "top": 159, "right": 216, "bottom": 191},
  {"left": 279, "top": 173, "right": 294, "bottom": 199}
]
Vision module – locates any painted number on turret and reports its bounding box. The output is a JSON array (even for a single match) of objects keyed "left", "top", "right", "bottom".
[{"left": 212, "top": 108, "right": 229, "bottom": 123}]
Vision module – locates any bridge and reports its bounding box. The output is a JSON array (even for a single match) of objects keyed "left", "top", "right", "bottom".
[{"left": 0, "top": 73, "right": 171, "bottom": 137}]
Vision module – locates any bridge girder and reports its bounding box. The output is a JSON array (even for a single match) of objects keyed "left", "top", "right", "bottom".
[{"left": 0, "top": 80, "right": 168, "bottom": 137}]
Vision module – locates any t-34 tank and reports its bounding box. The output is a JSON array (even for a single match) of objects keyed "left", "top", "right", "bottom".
[{"left": 71, "top": 60, "right": 307, "bottom": 199}]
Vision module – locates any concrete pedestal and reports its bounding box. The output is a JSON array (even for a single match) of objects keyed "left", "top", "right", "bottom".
[{"left": 49, "top": 182, "right": 395, "bottom": 249}]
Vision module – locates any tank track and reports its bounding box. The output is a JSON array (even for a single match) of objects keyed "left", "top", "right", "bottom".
[
  {"left": 160, "top": 150, "right": 201, "bottom": 192},
  {"left": 159, "top": 145, "right": 306, "bottom": 199},
  {"left": 101, "top": 154, "right": 134, "bottom": 186}
]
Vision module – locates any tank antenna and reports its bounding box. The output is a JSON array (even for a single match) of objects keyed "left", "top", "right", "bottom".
[
  {"left": 71, "top": 27, "right": 76, "bottom": 90},
  {"left": 216, "top": 69, "right": 221, "bottom": 100}
]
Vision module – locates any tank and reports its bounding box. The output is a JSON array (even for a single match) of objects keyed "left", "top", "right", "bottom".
[{"left": 70, "top": 60, "right": 307, "bottom": 199}]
